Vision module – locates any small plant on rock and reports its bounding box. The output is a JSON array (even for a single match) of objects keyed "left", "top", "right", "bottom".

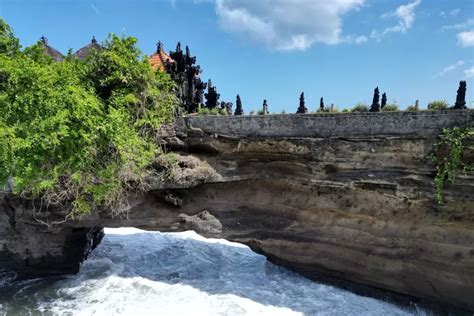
[{"left": 429, "top": 127, "right": 474, "bottom": 205}]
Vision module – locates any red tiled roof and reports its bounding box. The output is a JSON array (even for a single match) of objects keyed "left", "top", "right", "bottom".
[{"left": 149, "top": 42, "right": 174, "bottom": 71}]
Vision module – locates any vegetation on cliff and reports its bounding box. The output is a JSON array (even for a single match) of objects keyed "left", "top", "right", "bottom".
[
  {"left": 0, "top": 19, "right": 177, "bottom": 218},
  {"left": 430, "top": 127, "right": 474, "bottom": 205}
]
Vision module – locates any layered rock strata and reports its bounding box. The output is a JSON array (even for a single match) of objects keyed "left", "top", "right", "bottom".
[{"left": 1, "top": 110, "right": 473, "bottom": 311}]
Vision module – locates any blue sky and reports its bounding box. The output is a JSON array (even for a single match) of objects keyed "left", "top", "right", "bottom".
[{"left": 1, "top": 0, "right": 473, "bottom": 112}]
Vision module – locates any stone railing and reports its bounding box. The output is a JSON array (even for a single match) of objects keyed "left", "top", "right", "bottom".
[{"left": 176, "top": 110, "right": 474, "bottom": 138}]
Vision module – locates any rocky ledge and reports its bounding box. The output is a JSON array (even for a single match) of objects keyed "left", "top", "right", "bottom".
[{"left": 1, "top": 111, "right": 473, "bottom": 312}]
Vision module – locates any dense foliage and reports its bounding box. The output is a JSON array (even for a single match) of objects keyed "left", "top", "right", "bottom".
[
  {"left": 0, "top": 20, "right": 20, "bottom": 56},
  {"left": 351, "top": 103, "right": 369, "bottom": 112},
  {"left": 0, "top": 20, "right": 177, "bottom": 217}
]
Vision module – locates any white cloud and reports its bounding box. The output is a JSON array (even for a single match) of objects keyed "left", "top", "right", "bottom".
[
  {"left": 371, "top": 0, "right": 421, "bottom": 40},
  {"left": 465, "top": 66, "right": 474, "bottom": 78},
  {"left": 450, "top": 9, "right": 461, "bottom": 16},
  {"left": 89, "top": 3, "right": 100, "bottom": 15},
  {"left": 457, "top": 30, "right": 474, "bottom": 47},
  {"left": 394, "top": 0, "right": 421, "bottom": 29},
  {"left": 443, "top": 19, "right": 474, "bottom": 30},
  {"left": 353, "top": 35, "right": 368, "bottom": 44},
  {"left": 214, "top": 0, "right": 365, "bottom": 51},
  {"left": 437, "top": 60, "right": 465, "bottom": 77}
]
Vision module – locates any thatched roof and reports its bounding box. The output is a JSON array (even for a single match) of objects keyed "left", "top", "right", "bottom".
[
  {"left": 39, "top": 36, "right": 64, "bottom": 62},
  {"left": 73, "top": 36, "right": 101, "bottom": 60}
]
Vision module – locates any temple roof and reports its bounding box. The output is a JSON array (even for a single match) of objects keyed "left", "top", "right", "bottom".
[
  {"left": 149, "top": 41, "right": 174, "bottom": 71},
  {"left": 73, "top": 36, "right": 101, "bottom": 60},
  {"left": 39, "top": 36, "right": 64, "bottom": 61}
]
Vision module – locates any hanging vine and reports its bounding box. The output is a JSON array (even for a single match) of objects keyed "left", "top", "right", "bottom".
[{"left": 428, "top": 127, "right": 473, "bottom": 205}]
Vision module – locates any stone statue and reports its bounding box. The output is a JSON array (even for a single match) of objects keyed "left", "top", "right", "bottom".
[
  {"left": 204, "top": 79, "right": 220, "bottom": 109},
  {"left": 320, "top": 97, "right": 324, "bottom": 112},
  {"left": 415, "top": 100, "right": 419, "bottom": 110},
  {"left": 454, "top": 80, "right": 467, "bottom": 109},
  {"left": 235, "top": 94, "right": 244, "bottom": 115},
  {"left": 370, "top": 87, "right": 380, "bottom": 112},
  {"left": 381, "top": 93, "right": 387, "bottom": 110},
  {"left": 297, "top": 92, "right": 308, "bottom": 114},
  {"left": 262, "top": 99, "right": 269, "bottom": 115}
]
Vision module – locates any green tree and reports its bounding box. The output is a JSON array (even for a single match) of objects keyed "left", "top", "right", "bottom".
[
  {"left": 0, "top": 22, "right": 177, "bottom": 218},
  {"left": 0, "top": 19, "right": 20, "bottom": 56}
]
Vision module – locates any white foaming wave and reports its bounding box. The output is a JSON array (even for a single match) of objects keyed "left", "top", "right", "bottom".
[{"left": 19, "top": 228, "right": 424, "bottom": 316}]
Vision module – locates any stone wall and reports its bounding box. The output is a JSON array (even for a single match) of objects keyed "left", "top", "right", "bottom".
[{"left": 176, "top": 110, "right": 474, "bottom": 138}]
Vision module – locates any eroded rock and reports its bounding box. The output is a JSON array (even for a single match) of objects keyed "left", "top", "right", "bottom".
[{"left": 1, "top": 111, "right": 473, "bottom": 311}]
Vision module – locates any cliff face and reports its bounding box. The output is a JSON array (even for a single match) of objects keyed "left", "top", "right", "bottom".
[{"left": 1, "top": 111, "right": 473, "bottom": 311}]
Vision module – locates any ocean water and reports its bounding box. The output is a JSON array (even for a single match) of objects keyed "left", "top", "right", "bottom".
[{"left": 0, "top": 227, "right": 426, "bottom": 316}]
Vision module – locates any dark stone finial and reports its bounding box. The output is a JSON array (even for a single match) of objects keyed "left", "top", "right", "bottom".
[
  {"left": 381, "top": 93, "right": 387, "bottom": 109},
  {"left": 156, "top": 41, "right": 163, "bottom": 53},
  {"left": 454, "top": 80, "right": 467, "bottom": 109},
  {"left": 235, "top": 94, "right": 244, "bottom": 115},
  {"left": 297, "top": 92, "right": 308, "bottom": 114},
  {"left": 204, "top": 79, "right": 220, "bottom": 109},
  {"left": 176, "top": 42, "right": 182, "bottom": 53},
  {"left": 40, "top": 35, "right": 48, "bottom": 44},
  {"left": 186, "top": 45, "right": 190, "bottom": 58},
  {"left": 370, "top": 87, "right": 380, "bottom": 112},
  {"left": 320, "top": 97, "right": 324, "bottom": 112},
  {"left": 262, "top": 99, "right": 269, "bottom": 115},
  {"left": 91, "top": 36, "right": 97, "bottom": 44}
]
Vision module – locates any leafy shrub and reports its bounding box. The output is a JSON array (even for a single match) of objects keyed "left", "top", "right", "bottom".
[
  {"left": 257, "top": 109, "right": 265, "bottom": 115},
  {"left": 428, "top": 100, "right": 449, "bottom": 110},
  {"left": 351, "top": 103, "right": 369, "bottom": 112},
  {"left": 382, "top": 104, "right": 399, "bottom": 112},
  {"left": 0, "top": 20, "right": 177, "bottom": 218},
  {"left": 197, "top": 107, "right": 228, "bottom": 116}
]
